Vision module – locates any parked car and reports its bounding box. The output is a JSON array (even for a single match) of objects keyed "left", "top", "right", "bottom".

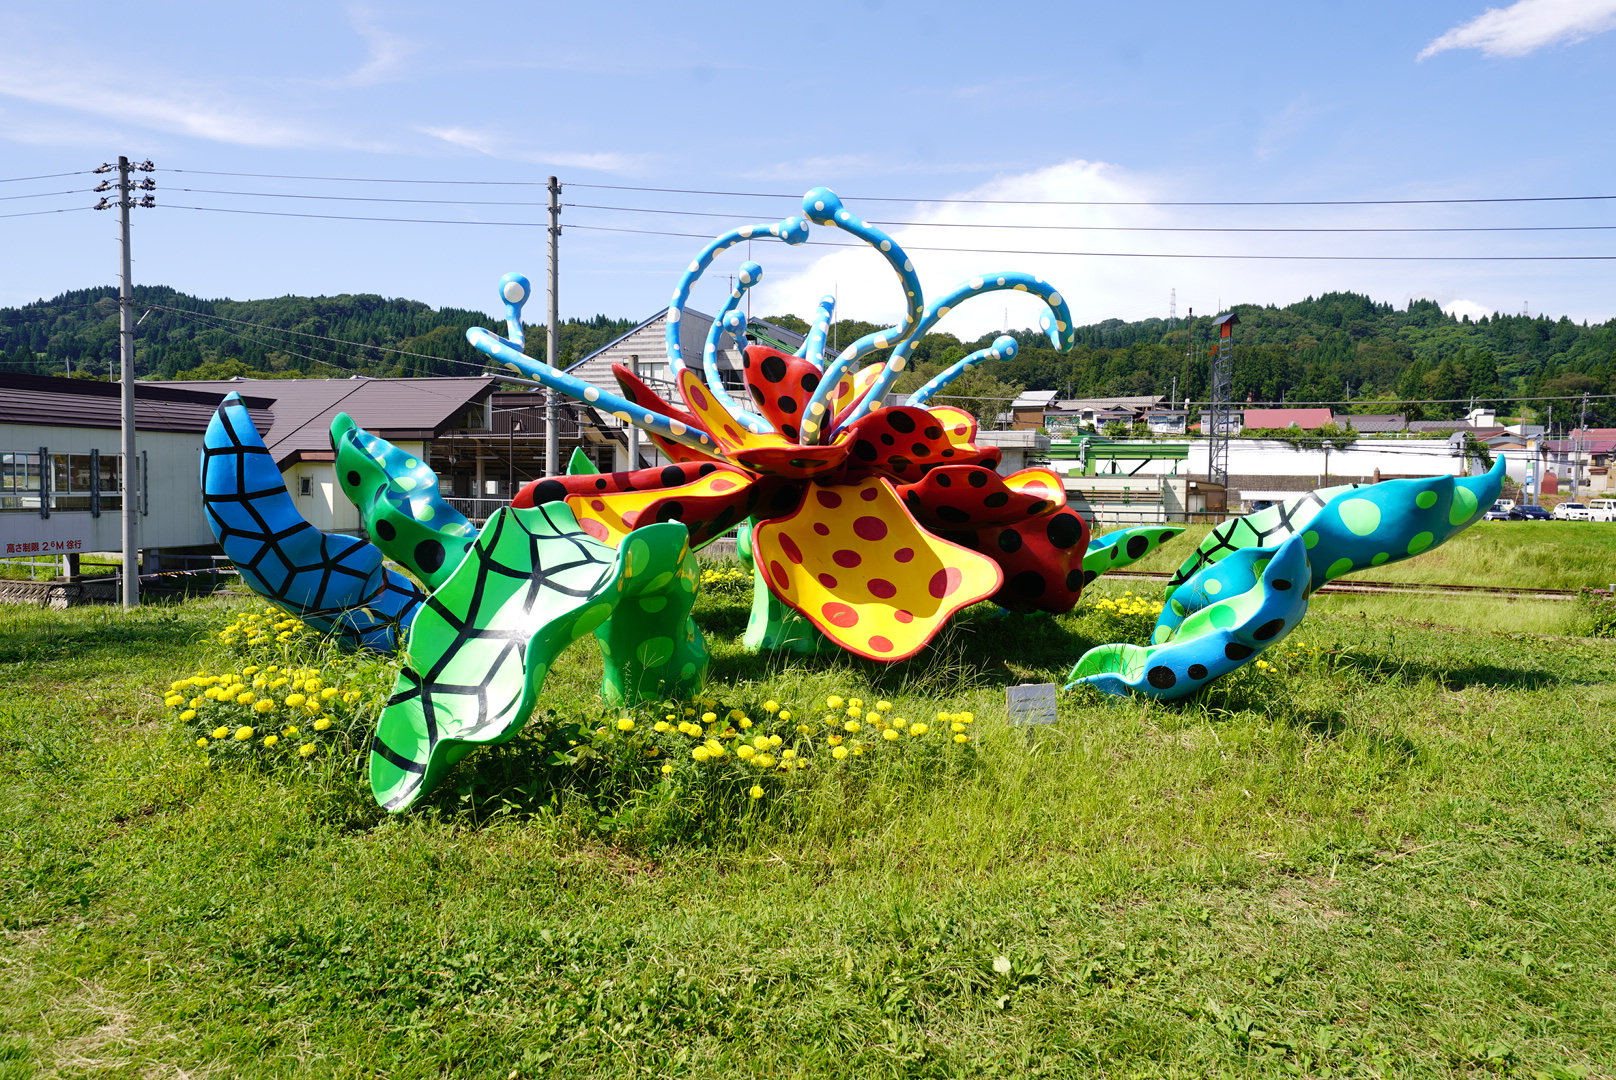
[
  {"left": 1586, "top": 498, "right": 1616, "bottom": 522},
  {"left": 1508, "top": 505, "right": 1553, "bottom": 520},
  {"left": 1483, "top": 500, "right": 1515, "bottom": 521},
  {"left": 1553, "top": 502, "right": 1592, "bottom": 521}
]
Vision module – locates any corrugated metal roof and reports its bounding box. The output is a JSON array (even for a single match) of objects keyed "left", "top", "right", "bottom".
[
  {"left": 0, "top": 372, "right": 273, "bottom": 434},
  {"left": 147, "top": 376, "right": 497, "bottom": 466},
  {"left": 1242, "top": 408, "right": 1335, "bottom": 430}
]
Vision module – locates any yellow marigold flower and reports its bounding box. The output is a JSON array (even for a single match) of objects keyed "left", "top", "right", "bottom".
[
  {"left": 846, "top": 706, "right": 862, "bottom": 718},
  {"left": 169, "top": 680, "right": 186, "bottom": 691},
  {"left": 936, "top": 711, "right": 951, "bottom": 722},
  {"left": 251, "top": 675, "right": 267, "bottom": 689},
  {"left": 882, "top": 728, "right": 901, "bottom": 742},
  {"left": 701, "top": 711, "right": 717, "bottom": 724},
  {"left": 164, "top": 694, "right": 183, "bottom": 708},
  {"left": 203, "top": 688, "right": 219, "bottom": 700},
  {"left": 320, "top": 687, "right": 339, "bottom": 700},
  {"left": 313, "top": 717, "right": 332, "bottom": 732},
  {"left": 749, "top": 784, "right": 764, "bottom": 800},
  {"left": 826, "top": 695, "right": 844, "bottom": 709},
  {"left": 951, "top": 722, "right": 966, "bottom": 733},
  {"left": 737, "top": 745, "right": 756, "bottom": 760},
  {"left": 262, "top": 735, "right": 279, "bottom": 748},
  {"left": 654, "top": 720, "right": 672, "bottom": 733},
  {"left": 233, "top": 726, "right": 254, "bottom": 741},
  {"left": 763, "top": 700, "right": 779, "bottom": 713},
  {"left": 780, "top": 749, "right": 795, "bottom": 761},
  {"left": 728, "top": 708, "right": 746, "bottom": 721},
  {"left": 189, "top": 697, "right": 203, "bottom": 709},
  {"left": 283, "top": 725, "right": 299, "bottom": 737},
  {"left": 617, "top": 718, "right": 636, "bottom": 732},
  {"left": 298, "top": 743, "right": 317, "bottom": 758},
  {"left": 343, "top": 691, "right": 361, "bottom": 704},
  {"left": 778, "top": 710, "right": 792, "bottom": 722},
  {"left": 195, "top": 737, "right": 208, "bottom": 748},
  {"left": 269, "top": 678, "right": 287, "bottom": 690},
  {"left": 691, "top": 747, "right": 711, "bottom": 762},
  {"left": 909, "top": 723, "right": 928, "bottom": 736},
  {"left": 954, "top": 733, "right": 970, "bottom": 743},
  {"left": 843, "top": 720, "right": 861, "bottom": 733},
  {"left": 849, "top": 698, "right": 863, "bottom": 709},
  {"left": 828, "top": 734, "right": 844, "bottom": 746},
  {"left": 739, "top": 716, "right": 753, "bottom": 729},
  {"left": 661, "top": 762, "right": 673, "bottom": 775},
  {"left": 960, "top": 712, "right": 974, "bottom": 723},
  {"left": 212, "top": 726, "right": 230, "bottom": 740},
  {"left": 875, "top": 700, "right": 892, "bottom": 712},
  {"left": 831, "top": 745, "right": 849, "bottom": 760},
  {"left": 254, "top": 699, "right": 275, "bottom": 714},
  {"left": 242, "top": 666, "right": 260, "bottom": 676},
  {"left": 755, "top": 753, "right": 775, "bottom": 768},
  {"left": 704, "top": 739, "right": 725, "bottom": 757},
  {"left": 304, "top": 701, "right": 321, "bottom": 715},
  {"left": 235, "top": 691, "right": 256, "bottom": 705},
  {"left": 765, "top": 734, "right": 781, "bottom": 748},
  {"left": 179, "top": 709, "right": 197, "bottom": 722}
]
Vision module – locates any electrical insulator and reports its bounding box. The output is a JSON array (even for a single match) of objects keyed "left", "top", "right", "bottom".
[
  {"left": 139, "top": 195, "right": 156, "bottom": 208},
  {"left": 93, "top": 163, "right": 114, "bottom": 174},
  {"left": 93, "top": 180, "right": 112, "bottom": 192},
  {"left": 93, "top": 197, "right": 111, "bottom": 210},
  {"left": 138, "top": 178, "right": 156, "bottom": 190},
  {"left": 137, "top": 160, "right": 155, "bottom": 172}
]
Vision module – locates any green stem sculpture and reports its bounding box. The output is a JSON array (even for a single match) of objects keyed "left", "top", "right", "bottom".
[{"left": 736, "top": 520, "right": 829, "bottom": 654}]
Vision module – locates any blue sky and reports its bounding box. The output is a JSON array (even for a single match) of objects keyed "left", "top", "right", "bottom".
[{"left": 2, "top": 0, "right": 1614, "bottom": 339}]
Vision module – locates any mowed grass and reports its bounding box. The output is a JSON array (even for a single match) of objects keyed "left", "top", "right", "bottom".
[{"left": 2, "top": 579, "right": 1615, "bottom": 1079}]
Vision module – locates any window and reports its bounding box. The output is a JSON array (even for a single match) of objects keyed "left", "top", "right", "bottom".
[
  {"left": 1, "top": 452, "right": 42, "bottom": 512},
  {"left": 1, "top": 452, "right": 121, "bottom": 513},
  {"left": 299, "top": 476, "right": 313, "bottom": 497}
]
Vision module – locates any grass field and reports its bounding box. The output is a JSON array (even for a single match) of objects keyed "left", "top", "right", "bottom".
[{"left": 2, "top": 566, "right": 1614, "bottom": 1078}]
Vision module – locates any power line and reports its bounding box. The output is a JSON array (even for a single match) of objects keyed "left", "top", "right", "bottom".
[
  {"left": 0, "top": 171, "right": 93, "bottom": 184},
  {"left": 171, "top": 186, "right": 550, "bottom": 207},
  {"left": 163, "top": 168, "right": 552, "bottom": 186},
  {"left": 162, "top": 204, "right": 547, "bottom": 228},
  {"left": 0, "top": 189, "right": 85, "bottom": 203},
  {"left": 0, "top": 206, "right": 95, "bottom": 221}
]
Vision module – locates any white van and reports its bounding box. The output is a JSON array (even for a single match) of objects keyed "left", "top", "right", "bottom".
[{"left": 1586, "top": 498, "right": 1616, "bottom": 522}]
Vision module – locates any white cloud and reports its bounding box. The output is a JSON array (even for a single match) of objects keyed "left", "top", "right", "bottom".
[
  {"left": 1418, "top": 0, "right": 1616, "bottom": 59},
  {"left": 1442, "top": 298, "right": 1494, "bottom": 321},
  {"left": 417, "top": 126, "right": 647, "bottom": 173},
  {"left": 337, "top": 6, "right": 423, "bottom": 87}
]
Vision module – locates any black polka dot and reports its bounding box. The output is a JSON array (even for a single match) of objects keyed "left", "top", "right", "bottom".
[
  {"left": 1011, "top": 570, "right": 1046, "bottom": 597},
  {"left": 1046, "top": 512, "right": 1082, "bottom": 549},
  {"left": 748, "top": 385, "right": 768, "bottom": 408},
  {"left": 887, "top": 411, "right": 916, "bottom": 433},
  {"left": 529, "top": 479, "right": 568, "bottom": 505},
  {"left": 697, "top": 463, "right": 717, "bottom": 476},
  {"left": 880, "top": 433, "right": 895, "bottom": 446},
  {"left": 1158, "top": 531, "right": 1175, "bottom": 544},
  {"left": 1147, "top": 665, "right": 1177, "bottom": 689},
  {"left": 414, "top": 539, "right": 445, "bottom": 574},
  {"left": 1187, "top": 664, "right": 1208, "bottom": 680},
  {"left": 936, "top": 505, "right": 970, "bottom": 524},
  {"left": 1082, "top": 569, "right": 1099, "bottom": 586},
  {"left": 941, "top": 449, "right": 955, "bottom": 458},
  {"left": 463, "top": 542, "right": 474, "bottom": 551},
  {"left": 998, "top": 529, "right": 1023, "bottom": 553},
  {"left": 1126, "top": 535, "right": 1149, "bottom": 559},
  {"left": 935, "top": 473, "right": 952, "bottom": 487},
  {"left": 905, "top": 490, "right": 921, "bottom": 505},
  {"left": 967, "top": 470, "right": 988, "bottom": 488},
  {"left": 1025, "top": 500, "right": 1047, "bottom": 515},
  {"left": 924, "top": 425, "right": 943, "bottom": 440},
  {"left": 778, "top": 395, "right": 799, "bottom": 414},
  {"left": 911, "top": 443, "right": 930, "bottom": 457},
  {"left": 1065, "top": 568, "right": 1083, "bottom": 590},
  {"left": 1253, "top": 619, "right": 1285, "bottom": 641},
  {"left": 661, "top": 465, "right": 686, "bottom": 488},
  {"left": 1273, "top": 579, "right": 1291, "bottom": 591},
  {"left": 1225, "top": 643, "right": 1254, "bottom": 661},
  {"left": 657, "top": 501, "right": 685, "bottom": 522},
  {"left": 345, "top": 470, "right": 361, "bottom": 488},
  {"left": 782, "top": 424, "right": 799, "bottom": 440},
  {"left": 977, "top": 457, "right": 996, "bottom": 467},
  {"left": 768, "top": 487, "right": 800, "bottom": 515},
  {"left": 800, "top": 372, "right": 820, "bottom": 392},
  {"left": 594, "top": 478, "right": 608, "bottom": 490},
  {"left": 888, "top": 456, "right": 911, "bottom": 471},
  {"left": 375, "top": 519, "right": 396, "bottom": 541},
  {"left": 938, "top": 530, "right": 978, "bottom": 549},
  {"left": 984, "top": 492, "right": 1009, "bottom": 508},
  {"left": 853, "top": 440, "right": 877, "bottom": 461},
  {"left": 760, "top": 354, "right": 788, "bottom": 382}
]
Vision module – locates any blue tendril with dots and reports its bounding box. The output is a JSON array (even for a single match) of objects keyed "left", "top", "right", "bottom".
[
  {"left": 905, "top": 334, "right": 1020, "bottom": 408},
  {"left": 796, "top": 293, "right": 837, "bottom": 368},
  {"left": 701, "top": 260, "right": 772, "bottom": 433}
]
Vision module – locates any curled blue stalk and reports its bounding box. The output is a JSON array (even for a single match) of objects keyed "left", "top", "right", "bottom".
[
  {"left": 466, "top": 326, "right": 720, "bottom": 457},
  {"left": 701, "top": 261, "right": 772, "bottom": 433},
  {"left": 838, "top": 272, "right": 1076, "bottom": 432},
  {"left": 664, "top": 217, "right": 810, "bottom": 380},
  {"left": 906, "top": 335, "right": 1019, "bottom": 408},
  {"left": 796, "top": 294, "right": 837, "bottom": 368},
  {"left": 498, "top": 272, "right": 531, "bottom": 348},
  {"left": 798, "top": 188, "right": 925, "bottom": 442}
]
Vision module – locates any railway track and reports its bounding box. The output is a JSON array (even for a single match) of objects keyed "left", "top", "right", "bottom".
[{"left": 1102, "top": 569, "right": 1586, "bottom": 602}]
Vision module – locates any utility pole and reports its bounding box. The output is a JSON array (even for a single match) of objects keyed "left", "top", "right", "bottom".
[
  {"left": 545, "top": 176, "right": 561, "bottom": 477},
  {"left": 94, "top": 156, "right": 155, "bottom": 608},
  {"left": 1576, "top": 391, "right": 1589, "bottom": 495}
]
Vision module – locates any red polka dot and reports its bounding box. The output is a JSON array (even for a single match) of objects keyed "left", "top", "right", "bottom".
[
  {"left": 770, "top": 561, "right": 789, "bottom": 589},
  {"left": 894, "top": 609, "right": 914, "bottom": 624},
  {"left": 860, "top": 487, "right": 879, "bottom": 501},
  {"left": 953, "top": 424, "right": 967, "bottom": 436},
  {"left": 710, "top": 478, "right": 737, "bottom": 492},
  {"left": 688, "top": 385, "right": 710, "bottom": 410},
  {"left": 778, "top": 533, "right": 803, "bottom": 564},
  {"left": 821, "top": 602, "right": 859, "bottom": 628},
  {"left": 724, "top": 426, "right": 742, "bottom": 443},
  {"left": 867, "top": 578, "right": 896, "bottom": 598},
  {"left": 894, "top": 548, "right": 914, "bottom": 563},
  {"left": 580, "top": 519, "right": 608, "bottom": 540},
  {"left": 591, "top": 499, "right": 606, "bottom": 511},
  {"left": 853, "top": 516, "right": 887, "bottom": 541},
  {"left": 928, "top": 567, "right": 962, "bottom": 598},
  {"left": 833, "top": 549, "right": 862, "bottom": 568},
  {"left": 817, "top": 572, "right": 838, "bottom": 588},
  {"left": 813, "top": 522, "right": 830, "bottom": 536},
  {"left": 868, "top": 635, "right": 894, "bottom": 653},
  {"left": 816, "top": 490, "right": 842, "bottom": 509}
]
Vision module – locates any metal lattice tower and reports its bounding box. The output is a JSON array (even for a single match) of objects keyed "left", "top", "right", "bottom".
[{"left": 1207, "top": 312, "right": 1239, "bottom": 491}]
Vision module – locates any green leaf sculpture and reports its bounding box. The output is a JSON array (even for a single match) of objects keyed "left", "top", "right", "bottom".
[{"left": 369, "top": 502, "right": 702, "bottom": 813}]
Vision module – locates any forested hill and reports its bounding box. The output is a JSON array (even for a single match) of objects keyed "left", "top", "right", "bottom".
[
  {"left": 4, "top": 286, "right": 1615, "bottom": 423},
  {"left": 0, "top": 286, "right": 637, "bottom": 382}
]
